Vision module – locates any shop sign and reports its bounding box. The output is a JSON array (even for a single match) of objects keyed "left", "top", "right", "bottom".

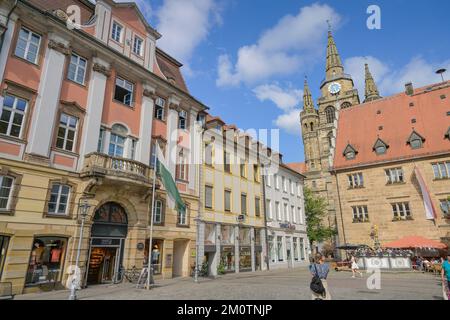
[
  {"left": 279, "top": 223, "right": 296, "bottom": 230},
  {"left": 92, "top": 238, "right": 121, "bottom": 246}
]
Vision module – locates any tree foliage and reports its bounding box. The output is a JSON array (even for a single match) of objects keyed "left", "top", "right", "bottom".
[{"left": 304, "top": 187, "right": 336, "bottom": 247}]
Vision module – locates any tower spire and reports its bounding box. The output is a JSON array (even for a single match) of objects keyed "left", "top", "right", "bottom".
[
  {"left": 303, "top": 77, "right": 315, "bottom": 112},
  {"left": 364, "top": 63, "right": 382, "bottom": 102},
  {"left": 326, "top": 28, "right": 344, "bottom": 79}
]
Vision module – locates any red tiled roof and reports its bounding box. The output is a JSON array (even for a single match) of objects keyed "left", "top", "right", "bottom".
[
  {"left": 333, "top": 81, "right": 450, "bottom": 170},
  {"left": 285, "top": 162, "right": 307, "bottom": 174}
]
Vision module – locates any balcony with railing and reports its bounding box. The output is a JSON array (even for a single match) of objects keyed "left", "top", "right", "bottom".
[{"left": 81, "top": 153, "right": 154, "bottom": 185}]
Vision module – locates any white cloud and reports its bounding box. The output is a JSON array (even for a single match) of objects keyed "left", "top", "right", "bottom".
[
  {"left": 253, "top": 84, "right": 303, "bottom": 111},
  {"left": 216, "top": 4, "right": 341, "bottom": 86},
  {"left": 274, "top": 109, "right": 301, "bottom": 136},
  {"left": 345, "top": 56, "right": 450, "bottom": 99},
  {"left": 156, "top": 0, "right": 220, "bottom": 65}
]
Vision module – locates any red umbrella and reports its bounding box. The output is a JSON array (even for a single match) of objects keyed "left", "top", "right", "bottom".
[{"left": 383, "top": 236, "right": 448, "bottom": 249}]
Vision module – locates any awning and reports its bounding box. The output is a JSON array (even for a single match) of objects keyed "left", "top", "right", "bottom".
[{"left": 383, "top": 236, "right": 447, "bottom": 249}]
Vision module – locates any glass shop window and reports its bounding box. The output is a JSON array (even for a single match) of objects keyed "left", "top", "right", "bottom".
[{"left": 25, "top": 237, "right": 67, "bottom": 287}]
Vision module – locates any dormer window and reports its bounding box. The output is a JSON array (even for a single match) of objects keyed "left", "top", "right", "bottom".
[
  {"left": 111, "top": 21, "right": 123, "bottom": 43},
  {"left": 343, "top": 144, "right": 357, "bottom": 160},
  {"left": 407, "top": 131, "right": 425, "bottom": 150},
  {"left": 132, "top": 36, "right": 143, "bottom": 56},
  {"left": 373, "top": 138, "right": 389, "bottom": 155},
  {"left": 445, "top": 127, "right": 450, "bottom": 140}
]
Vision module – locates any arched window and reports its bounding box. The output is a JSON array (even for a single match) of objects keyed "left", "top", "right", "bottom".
[
  {"left": 109, "top": 124, "right": 128, "bottom": 157},
  {"left": 92, "top": 202, "right": 128, "bottom": 238},
  {"left": 325, "top": 106, "right": 335, "bottom": 124},
  {"left": 310, "top": 122, "right": 314, "bottom": 132}
]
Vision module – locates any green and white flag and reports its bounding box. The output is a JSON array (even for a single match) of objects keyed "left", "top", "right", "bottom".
[{"left": 156, "top": 144, "right": 186, "bottom": 214}]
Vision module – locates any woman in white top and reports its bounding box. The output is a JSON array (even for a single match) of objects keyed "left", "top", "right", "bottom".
[{"left": 351, "top": 256, "right": 363, "bottom": 278}]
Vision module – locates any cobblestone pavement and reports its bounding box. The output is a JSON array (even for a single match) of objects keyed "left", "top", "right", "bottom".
[{"left": 16, "top": 267, "right": 444, "bottom": 300}]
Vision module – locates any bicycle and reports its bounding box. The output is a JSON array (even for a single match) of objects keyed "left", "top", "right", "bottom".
[{"left": 118, "top": 266, "right": 141, "bottom": 284}]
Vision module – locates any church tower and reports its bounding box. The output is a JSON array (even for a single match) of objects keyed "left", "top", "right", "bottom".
[
  {"left": 300, "top": 78, "right": 320, "bottom": 172},
  {"left": 364, "top": 63, "right": 382, "bottom": 102}
]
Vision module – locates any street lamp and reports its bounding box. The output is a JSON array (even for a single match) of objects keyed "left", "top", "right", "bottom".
[{"left": 69, "top": 199, "right": 91, "bottom": 300}]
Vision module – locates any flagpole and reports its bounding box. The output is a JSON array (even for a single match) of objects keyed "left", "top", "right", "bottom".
[{"left": 147, "top": 150, "right": 158, "bottom": 290}]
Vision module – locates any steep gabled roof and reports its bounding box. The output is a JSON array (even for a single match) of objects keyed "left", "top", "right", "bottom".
[{"left": 333, "top": 81, "right": 450, "bottom": 170}]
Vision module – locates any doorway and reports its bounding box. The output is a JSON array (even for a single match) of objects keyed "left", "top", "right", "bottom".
[
  {"left": 86, "top": 202, "right": 128, "bottom": 286},
  {"left": 173, "top": 240, "right": 189, "bottom": 277}
]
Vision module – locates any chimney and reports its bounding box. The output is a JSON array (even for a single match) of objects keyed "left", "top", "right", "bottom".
[{"left": 405, "top": 82, "right": 414, "bottom": 96}]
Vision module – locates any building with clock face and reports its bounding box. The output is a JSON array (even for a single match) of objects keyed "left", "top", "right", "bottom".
[{"left": 298, "top": 29, "right": 368, "bottom": 252}]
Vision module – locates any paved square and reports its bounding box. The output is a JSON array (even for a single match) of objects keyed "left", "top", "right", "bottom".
[{"left": 15, "top": 267, "right": 445, "bottom": 300}]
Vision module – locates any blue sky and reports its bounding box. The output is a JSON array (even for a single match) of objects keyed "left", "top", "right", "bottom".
[{"left": 121, "top": 0, "right": 450, "bottom": 163}]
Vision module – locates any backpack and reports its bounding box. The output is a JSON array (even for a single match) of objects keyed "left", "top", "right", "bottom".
[{"left": 310, "top": 264, "right": 326, "bottom": 296}]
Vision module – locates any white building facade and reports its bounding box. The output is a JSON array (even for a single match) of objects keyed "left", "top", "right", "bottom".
[{"left": 264, "top": 164, "right": 310, "bottom": 269}]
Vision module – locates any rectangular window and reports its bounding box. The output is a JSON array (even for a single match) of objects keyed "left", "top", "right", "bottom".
[
  {"left": 432, "top": 162, "right": 450, "bottom": 179},
  {"left": 68, "top": 53, "right": 87, "bottom": 85},
  {"left": 97, "top": 128, "right": 105, "bottom": 153},
  {"left": 111, "top": 21, "right": 123, "bottom": 43},
  {"left": 266, "top": 175, "right": 271, "bottom": 187},
  {"left": 177, "top": 206, "right": 187, "bottom": 226},
  {"left": 277, "top": 236, "right": 283, "bottom": 262},
  {"left": 440, "top": 199, "right": 450, "bottom": 217},
  {"left": 275, "top": 174, "right": 279, "bottom": 190},
  {"left": 108, "top": 133, "right": 125, "bottom": 157},
  {"left": 266, "top": 199, "right": 272, "bottom": 219},
  {"left": 48, "top": 183, "right": 70, "bottom": 215},
  {"left": 276, "top": 201, "right": 281, "bottom": 221},
  {"left": 253, "top": 164, "right": 259, "bottom": 182},
  {"left": 224, "top": 152, "right": 231, "bottom": 173},
  {"left": 178, "top": 110, "right": 187, "bottom": 130},
  {"left": 292, "top": 206, "right": 296, "bottom": 223},
  {"left": 348, "top": 173, "right": 364, "bottom": 188},
  {"left": 255, "top": 197, "right": 261, "bottom": 217},
  {"left": 15, "top": 27, "right": 41, "bottom": 64},
  {"left": 283, "top": 203, "right": 288, "bottom": 222},
  {"left": 297, "top": 183, "right": 301, "bottom": 197},
  {"left": 0, "top": 176, "right": 14, "bottom": 210},
  {"left": 56, "top": 113, "right": 78, "bottom": 152},
  {"left": 298, "top": 207, "right": 303, "bottom": 224},
  {"left": 268, "top": 236, "right": 275, "bottom": 263},
  {"left": 293, "top": 238, "right": 299, "bottom": 261},
  {"left": 26, "top": 236, "right": 67, "bottom": 286},
  {"left": 150, "top": 142, "right": 157, "bottom": 167},
  {"left": 385, "top": 168, "right": 404, "bottom": 184},
  {"left": 0, "top": 235, "right": 9, "bottom": 279},
  {"left": 114, "top": 77, "right": 134, "bottom": 106},
  {"left": 130, "top": 139, "right": 137, "bottom": 160},
  {"left": 290, "top": 180, "right": 295, "bottom": 194},
  {"left": 224, "top": 190, "right": 231, "bottom": 212},
  {"left": 154, "top": 98, "right": 165, "bottom": 121},
  {"left": 176, "top": 150, "right": 188, "bottom": 181},
  {"left": 240, "top": 159, "right": 246, "bottom": 178},
  {"left": 153, "top": 199, "right": 164, "bottom": 224},
  {"left": 282, "top": 176, "right": 287, "bottom": 192},
  {"left": 132, "top": 36, "right": 143, "bottom": 56},
  {"left": 204, "top": 142, "right": 213, "bottom": 166},
  {"left": 241, "top": 193, "right": 247, "bottom": 215},
  {"left": 352, "top": 205, "right": 369, "bottom": 223},
  {"left": 392, "top": 202, "right": 412, "bottom": 220},
  {"left": 0, "top": 94, "right": 28, "bottom": 138},
  {"left": 205, "top": 185, "right": 213, "bottom": 209}
]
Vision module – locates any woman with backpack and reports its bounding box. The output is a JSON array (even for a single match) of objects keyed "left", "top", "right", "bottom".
[{"left": 309, "top": 253, "right": 331, "bottom": 300}]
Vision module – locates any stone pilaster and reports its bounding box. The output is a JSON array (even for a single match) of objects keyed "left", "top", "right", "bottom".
[{"left": 234, "top": 225, "right": 240, "bottom": 273}]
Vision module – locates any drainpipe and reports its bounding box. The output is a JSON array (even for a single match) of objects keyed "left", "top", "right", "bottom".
[
  {"left": 0, "top": 0, "right": 18, "bottom": 53},
  {"left": 194, "top": 121, "right": 205, "bottom": 282}
]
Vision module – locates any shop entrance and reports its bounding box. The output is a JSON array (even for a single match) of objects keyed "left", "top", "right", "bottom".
[
  {"left": 173, "top": 240, "right": 189, "bottom": 277},
  {"left": 86, "top": 202, "right": 128, "bottom": 286}
]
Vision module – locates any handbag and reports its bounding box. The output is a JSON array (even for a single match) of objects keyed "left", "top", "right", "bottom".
[{"left": 310, "top": 263, "right": 326, "bottom": 296}]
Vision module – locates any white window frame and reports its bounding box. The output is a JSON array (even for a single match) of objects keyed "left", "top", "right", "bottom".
[
  {"left": 348, "top": 173, "right": 364, "bottom": 188},
  {"left": 385, "top": 168, "right": 404, "bottom": 184},
  {"left": 266, "top": 199, "right": 272, "bottom": 219},
  {"left": 0, "top": 94, "right": 28, "bottom": 139},
  {"left": 178, "top": 110, "right": 187, "bottom": 130},
  {"left": 282, "top": 176, "right": 287, "bottom": 192},
  {"left": 266, "top": 175, "right": 271, "bottom": 187},
  {"left": 177, "top": 205, "right": 187, "bottom": 226},
  {"left": 68, "top": 53, "right": 87, "bottom": 85},
  {"left": 132, "top": 35, "right": 144, "bottom": 56},
  {"left": 352, "top": 205, "right": 369, "bottom": 222},
  {"left": 48, "top": 183, "right": 70, "bottom": 216},
  {"left": 276, "top": 202, "right": 281, "bottom": 221},
  {"left": 109, "top": 133, "right": 126, "bottom": 158},
  {"left": 224, "top": 189, "right": 232, "bottom": 212},
  {"left": 275, "top": 174, "right": 279, "bottom": 190},
  {"left": 114, "top": 77, "right": 134, "bottom": 106},
  {"left": 176, "top": 150, "right": 188, "bottom": 181},
  {"left": 15, "top": 27, "right": 41, "bottom": 64},
  {"left": 292, "top": 206, "right": 296, "bottom": 223},
  {"left": 290, "top": 180, "right": 294, "bottom": 195},
  {"left": 205, "top": 185, "right": 213, "bottom": 209},
  {"left": 283, "top": 203, "right": 288, "bottom": 222},
  {"left": 153, "top": 199, "right": 163, "bottom": 224},
  {"left": 111, "top": 21, "right": 123, "bottom": 43},
  {"left": 56, "top": 113, "right": 78, "bottom": 152},
  {"left": 392, "top": 202, "right": 411, "bottom": 220},
  {"left": 155, "top": 98, "right": 165, "bottom": 121},
  {"left": 432, "top": 162, "right": 450, "bottom": 179},
  {"left": 298, "top": 207, "right": 303, "bottom": 224},
  {"left": 0, "top": 176, "right": 14, "bottom": 210}
]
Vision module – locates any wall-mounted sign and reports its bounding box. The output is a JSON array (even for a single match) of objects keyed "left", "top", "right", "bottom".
[
  {"left": 137, "top": 243, "right": 145, "bottom": 251},
  {"left": 279, "top": 223, "right": 296, "bottom": 230},
  {"left": 165, "top": 254, "right": 173, "bottom": 267}
]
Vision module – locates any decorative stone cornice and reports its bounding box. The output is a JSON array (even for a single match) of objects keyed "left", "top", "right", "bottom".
[
  {"left": 93, "top": 63, "right": 111, "bottom": 77},
  {"left": 143, "top": 89, "right": 154, "bottom": 98},
  {"left": 48, "top": 40, "right": 71, "bottom": 55}
]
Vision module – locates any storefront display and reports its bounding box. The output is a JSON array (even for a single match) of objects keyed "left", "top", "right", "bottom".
[
  {"left": 220, "top": 246, "right": 235, "bottom": 272},
  {"left": 239, "top": 247, "right": 251, "bottom": 271},
  {"left": 204, "top": 224, "right": 215, "bottom": 245},
  {"left": 25, "top": 237, "right": 67, "bottom": 286},
  {"left": 87, "top": 247, "right": 118, "bottom": 284},
  {"left": 239, "top": 228, "right": 251, "bottom": 246},
  {"left": 221, "top": 225, "right": 235, "bottom": 245},
  {"left": 0, "top": 235, "right": 9, "bottom": 279}
]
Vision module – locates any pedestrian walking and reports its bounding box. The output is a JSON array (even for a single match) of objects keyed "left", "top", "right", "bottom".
[
  {"left": 309, "top": 253, "right": 331, "bottom": 300},
  {"left": 441, "top": 254, "right": 450, "bottom": 300},
  {"left": 351, "top": 256, "right": 363, "bottom": 278}
]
